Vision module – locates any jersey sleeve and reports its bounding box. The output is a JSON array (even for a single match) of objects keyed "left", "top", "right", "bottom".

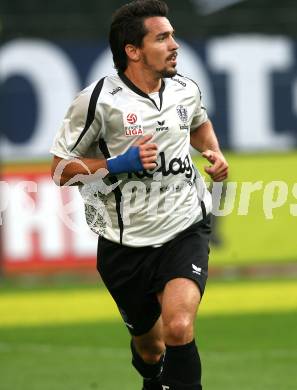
[
  {"left": 50, "top": 86, "right": 103, "bottom": 159},
  {"left": 190, "top": 85, "right": 208, "bottom": 132}
]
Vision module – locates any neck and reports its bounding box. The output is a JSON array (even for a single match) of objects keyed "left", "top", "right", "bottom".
[{"left": 124, "top": 67, "right": 162, "bottom": 94}]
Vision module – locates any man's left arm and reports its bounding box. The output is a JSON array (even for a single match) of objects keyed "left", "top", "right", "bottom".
[{"left": 190, "top": 119, "right": 229, "bottom": 182}]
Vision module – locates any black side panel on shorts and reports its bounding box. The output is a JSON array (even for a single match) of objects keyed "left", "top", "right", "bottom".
[
  {"left": 98, "top": 138, "right": 124, "bottom": 244},
  {"left": 70, "top": 77, "right": 105, "bottom": 152}
]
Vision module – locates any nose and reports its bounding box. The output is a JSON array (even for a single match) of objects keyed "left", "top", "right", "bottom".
[
  {"left": 170, "top": 35, "right": 179, "bottom": 51},
  {"left": 169, "top": 36, "right": 179, "bottom": 51}
]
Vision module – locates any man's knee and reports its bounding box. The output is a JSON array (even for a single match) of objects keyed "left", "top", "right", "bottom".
[
  {"left": 133, "top": 338, "right": 165, "bottom": 364},
  {"left": 163, "top": 315, "right": 194, "bottom": 345}
]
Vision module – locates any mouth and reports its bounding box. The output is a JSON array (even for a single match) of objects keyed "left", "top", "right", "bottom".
[{"left": 167, "top": 52, "right": 178, "bottom": 64}]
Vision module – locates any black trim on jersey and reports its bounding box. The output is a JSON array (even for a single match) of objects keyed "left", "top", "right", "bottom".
[
  {"left": 201, "top": 200, "right": 207, "bottom": 221},
  {"left": 70, "top": 77, "right": 105, "bottom": 152},
  {"left": 98, "top": 138, "right": 124, "bottom": 245},
  {"left": 118, "top": 71, "right": 165, "bottom": 111},
  {"left": 177, "top": 73, "right": 201, "bottom": 95},
  {"left": 177, "top": 73, "right": 206, "bottom": 110}
]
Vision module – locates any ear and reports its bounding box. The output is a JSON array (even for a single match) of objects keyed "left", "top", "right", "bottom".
[{"left": 125, "top": 44, "right": 141, "bottom": 62}]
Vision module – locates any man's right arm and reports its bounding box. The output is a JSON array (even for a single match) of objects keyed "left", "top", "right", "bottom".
[
  {"left": 51, "top": 156, "right": 108, "bottom": 186},
  {"left": 51, "top": 134, "right": 158, "bottom": 186}
]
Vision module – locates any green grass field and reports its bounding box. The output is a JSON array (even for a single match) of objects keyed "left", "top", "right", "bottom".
[{"left": 0, "top": 278, "right": 296, "bottom": 390}]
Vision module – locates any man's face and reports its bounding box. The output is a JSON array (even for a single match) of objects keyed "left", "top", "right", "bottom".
[{"left": 139, "top": 16, "right": 179, "bottom": 78}]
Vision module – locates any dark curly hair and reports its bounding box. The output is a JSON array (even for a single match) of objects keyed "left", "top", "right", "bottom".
[{"left": 109, "top": 0, "right": 169, "bottom": 72}]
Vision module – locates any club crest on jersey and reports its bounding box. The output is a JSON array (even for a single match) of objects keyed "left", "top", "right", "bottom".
[
  {"left": 176, "top": 105, "right": 189, "bottom": 131},
  {"left": 123, "top": 111, "right": 144, "bottom": 136}
]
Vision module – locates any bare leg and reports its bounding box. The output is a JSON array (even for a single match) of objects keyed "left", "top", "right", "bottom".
[
  {"left": 132, "top": 316, "right": 165, "bottom": 363},
  {"left": 131, "top": 317, "right": 165, "bottom": 389},
  {"left": 158, "top": 278, "right": 201, "bottom": 345},
  {"left": 158, "top": 278, "right": 203, "bottom": 389}
]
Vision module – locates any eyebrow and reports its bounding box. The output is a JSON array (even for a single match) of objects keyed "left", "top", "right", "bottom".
[{"left": 156, "top": 30, "right": 175, "bottom": 39}]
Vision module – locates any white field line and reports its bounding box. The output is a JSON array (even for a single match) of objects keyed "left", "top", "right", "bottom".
[
  {"left": 0, "top": 342, "right": 296, "bottom": 360},
  {"left": 0, "top": 342, "right": 129, "bottom": 358}
]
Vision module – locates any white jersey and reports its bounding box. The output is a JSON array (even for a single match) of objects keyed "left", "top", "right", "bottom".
[{"left": 50, "top": 72, "right": 212, "bottom": 247}]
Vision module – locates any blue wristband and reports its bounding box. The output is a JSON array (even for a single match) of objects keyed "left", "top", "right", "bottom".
[{"left": 106, "top": 146, "right": 143, "bottom": 174}]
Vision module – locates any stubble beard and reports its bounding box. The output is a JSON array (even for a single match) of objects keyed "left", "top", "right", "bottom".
[
  {"left": 142, "top": 53, "right": 177, "bottom": 79},
  {"left": 159, "top": 67, "right": 178, "bottom": 78}
]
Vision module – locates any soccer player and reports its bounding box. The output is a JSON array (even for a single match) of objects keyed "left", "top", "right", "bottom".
[{"left": 50, "top": 1, "right": 228, "bottom": 389}]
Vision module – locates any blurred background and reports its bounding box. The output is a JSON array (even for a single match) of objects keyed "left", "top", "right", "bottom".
[{"left": 0, "top": 1, "right": 296, "bottom": 389}]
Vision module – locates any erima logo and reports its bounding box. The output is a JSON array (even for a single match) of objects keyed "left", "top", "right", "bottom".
[
  {"left": 124, "top": 321, "right": 134, "bottom": 330},
  {"left": 192, "top": 264, "right": 202, "bottom": 275},
  {"left": 162, "top": 386, "right": 170, "bottom": 390},
  {"left": 156, "top": 120, "right": 169, "bottom": 132},
  {"left": 119, "top": 307, "right": 134, "bottom": 329},
  {"left": 109, "top": 86, "right": 122, "bottom": 95}
]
